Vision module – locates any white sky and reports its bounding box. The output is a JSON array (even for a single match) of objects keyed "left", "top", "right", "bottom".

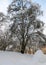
[{"left": 0, "top": 0, "right": 12, "bottom": 14}]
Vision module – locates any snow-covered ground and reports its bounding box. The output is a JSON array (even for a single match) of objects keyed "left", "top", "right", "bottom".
[{"left": 0, "top": 50, "right": 46, "bottom": 65}]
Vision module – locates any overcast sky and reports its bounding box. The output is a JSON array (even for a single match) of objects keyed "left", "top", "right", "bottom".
[
  {"left": 0, "top": 0, "right": 12, "bottom": 14},
  {"left": 0, "top": 0, "right": 46, "bottom": 34}
]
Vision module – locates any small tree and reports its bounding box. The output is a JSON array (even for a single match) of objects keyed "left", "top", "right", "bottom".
[{"left": 8, "top": 0, "right": 44, "bottom": 53}]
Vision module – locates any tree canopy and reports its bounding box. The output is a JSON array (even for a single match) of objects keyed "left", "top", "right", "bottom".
[{"left": 7, "top": 0, "right": 44, "bottom": 53}]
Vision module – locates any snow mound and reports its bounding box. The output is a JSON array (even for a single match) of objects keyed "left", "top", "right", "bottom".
[
  {"left": 30, "top": 50, "right": 46, "bottom": 65},
  {"left": 34, "top": 50, "right": 43, "bottom": 58},
  {"left": 33, "top": 50, "right": 44, "bottom": 61}
]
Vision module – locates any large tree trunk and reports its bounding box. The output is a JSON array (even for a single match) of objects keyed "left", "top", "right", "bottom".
[
  {"left": 2, "top": 45, "right": 7, "bottom": 51},
  {"left": 21, "top": 39, "right": 25, "bottom": 54},
  {"left": 21, "top": 44, "right": 25, "bottom": 54}
]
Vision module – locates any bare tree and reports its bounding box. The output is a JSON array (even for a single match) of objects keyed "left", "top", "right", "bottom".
[{"left": 8, "top": 0, "right": 44, "bottom": 53}]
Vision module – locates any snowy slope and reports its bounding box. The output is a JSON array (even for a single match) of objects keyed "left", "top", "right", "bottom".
[{"left": 0, "top": 50, "right": 46, "bottom": 65}]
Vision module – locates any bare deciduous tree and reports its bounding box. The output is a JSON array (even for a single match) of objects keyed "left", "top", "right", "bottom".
[{"left": 8, "top": 0, "right": 44, "bottom": 53}]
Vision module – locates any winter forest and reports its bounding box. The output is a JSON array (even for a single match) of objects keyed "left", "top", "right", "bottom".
[
  {"left": 0, "top": 0, "right": 46, "bottom": 53},
  {"left": 0, "top": 0, "right": 46, "bottom": 65},
  {"left": 0, "top": 0, "right": 46, "bottom": 54}
]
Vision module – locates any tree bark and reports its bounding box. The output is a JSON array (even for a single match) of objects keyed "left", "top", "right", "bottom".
[{"left": 21, "top": 44, "right": 25, "bottom": 54}]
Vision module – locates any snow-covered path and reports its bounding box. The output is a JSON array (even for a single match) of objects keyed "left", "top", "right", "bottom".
[{"left": 0, "top": 50, "right": 46, "bottom": 65}]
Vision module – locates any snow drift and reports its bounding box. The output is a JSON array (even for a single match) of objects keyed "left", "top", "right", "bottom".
[{"left": 0, "top": 50, "right": 46, "bottom": 65}]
